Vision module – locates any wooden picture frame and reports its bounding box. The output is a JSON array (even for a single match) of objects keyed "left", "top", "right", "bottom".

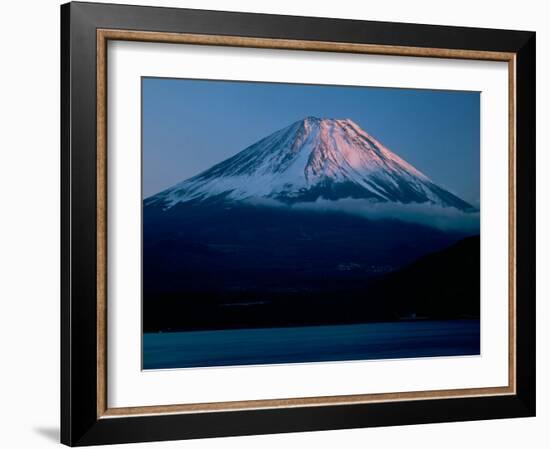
[{"left": 61, "top": 2, "right": 535, "bottom": 446}]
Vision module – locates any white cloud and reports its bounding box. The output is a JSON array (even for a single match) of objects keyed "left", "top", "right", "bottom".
[{"left": 245, "top": 197, "right": 480, "bottom": 233}]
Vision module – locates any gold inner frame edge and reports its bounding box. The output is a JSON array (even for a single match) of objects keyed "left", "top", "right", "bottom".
[{"left": 96, "top": 28, "right": 517, "bottom": 419}]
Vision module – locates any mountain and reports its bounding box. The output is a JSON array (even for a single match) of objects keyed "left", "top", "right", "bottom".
[
  {"left": 146, "top": 116, "right": 474, "bottom": 211},
  {"left": 142, "top": 116, "right": 479, "bottom": 332},
  {"left": 370, "top": 235, "right": 480, "bottom": 319},
  {"left": 143, "top": 232, "right": 480, "bottom": 332}
]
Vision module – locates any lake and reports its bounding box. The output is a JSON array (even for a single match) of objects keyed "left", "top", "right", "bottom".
[{"left": 142, "top": 319, "right": 480, "bottom": 369}]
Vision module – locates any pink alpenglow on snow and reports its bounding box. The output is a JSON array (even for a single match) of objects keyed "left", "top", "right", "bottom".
[{"left": 146, "top": 117, "right": 474, "bottom": 211}]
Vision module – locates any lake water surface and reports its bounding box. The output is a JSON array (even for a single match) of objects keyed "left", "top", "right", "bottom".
[{"left": 143, "top": 319, "right": 480, "bottom": 370}]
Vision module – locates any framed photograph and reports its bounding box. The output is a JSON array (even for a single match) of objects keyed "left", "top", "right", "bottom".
[{"left": 61, "top": 2, "right": 535, "bottom": 446}]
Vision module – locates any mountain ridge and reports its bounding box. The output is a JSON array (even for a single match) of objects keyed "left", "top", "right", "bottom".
[{"left": 146, "top": 117, "right": 474, "bottom": 211}]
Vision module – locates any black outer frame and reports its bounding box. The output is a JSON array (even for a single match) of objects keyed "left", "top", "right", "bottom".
[{"left": 60, "top": 1, "right": 536, "bottom": 446}]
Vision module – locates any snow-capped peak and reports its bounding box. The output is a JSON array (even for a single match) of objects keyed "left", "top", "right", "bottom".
[{"left": 146, "top": 117, "right": 474, "bottom": 211}]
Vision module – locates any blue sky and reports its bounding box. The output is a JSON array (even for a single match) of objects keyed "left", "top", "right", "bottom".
[{"left": 142, "top": 77, "right": 480, "bottom": 203}]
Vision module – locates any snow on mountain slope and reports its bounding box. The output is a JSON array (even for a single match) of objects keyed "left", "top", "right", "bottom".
[{"left": 146, "top": 117, "right": 474, "bottom": 211}]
